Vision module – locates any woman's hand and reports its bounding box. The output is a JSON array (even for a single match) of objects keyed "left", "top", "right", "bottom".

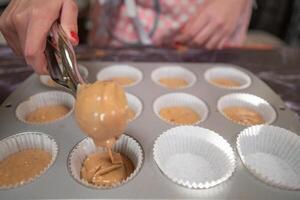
[
  {"left": 175, "top": 0, "right": 251, "bottom": 49},
  {"left": 0, "top": 0, "right": 79, "bottom": 74}
]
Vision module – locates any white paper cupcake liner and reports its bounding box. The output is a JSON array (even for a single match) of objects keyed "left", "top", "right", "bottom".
[
  {"left": 96, "top": 64, "right": 143, "bottom": 87},
  {"left": 125, "top": 93, "right": 143, "bottom": 122},
  {"left": 151, "top": 66, "right": 196, "bottom": 89},
  {"left": 40, "top": 64, "right": 89, "bottom": 88},
  {"left": 153, "top": 93, "right": 209, "bottom": 125},
  {"left": 0, "top": 132, "right": 58, "bottom": 189},
  {"left": 153, "top": 126, "right": 236, "bottom": 189},
  {"left": 217, "top": 93, "right": 276, "bottom": 126},
  {"left": 204, "top": 65, "right": 251, "bottom": 89},
  {"left": 68, "top": 134, "right": 143, "bottom": 189},
  {"left": 16, "top": 91, "right": 75, "bottom": 125},
  {"left": 237, "top": 125, "right": 300, "bottom": 190}
]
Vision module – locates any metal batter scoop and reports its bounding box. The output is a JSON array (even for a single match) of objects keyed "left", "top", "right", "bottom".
[{"left": 45, "top": 23, "right": 86, "bottom": 94}]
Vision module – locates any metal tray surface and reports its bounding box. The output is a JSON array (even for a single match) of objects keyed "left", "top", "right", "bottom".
[{"left": 0, "top": 62, "right": 299, "bottom": 200}]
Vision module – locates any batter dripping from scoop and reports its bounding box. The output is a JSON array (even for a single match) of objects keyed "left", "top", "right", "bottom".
[{"left": 75, "top": 81, "right": 134, "bottom": 186}]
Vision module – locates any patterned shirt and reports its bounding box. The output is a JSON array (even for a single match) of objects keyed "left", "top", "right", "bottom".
[{"left": 88, "top": 0, "right": 252, "bottom": 47}]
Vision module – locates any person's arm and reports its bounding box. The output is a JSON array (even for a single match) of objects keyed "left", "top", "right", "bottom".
[
  {"left": 175, "top": 0, "right": 251, "bottom": 49},
  {"left": 0, "top": 0, "right": 79, "bottom": 74}
]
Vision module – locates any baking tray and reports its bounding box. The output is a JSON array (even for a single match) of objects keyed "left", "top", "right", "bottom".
[{"left": 0, "top": 62, "right": 299, "bottom": 199}]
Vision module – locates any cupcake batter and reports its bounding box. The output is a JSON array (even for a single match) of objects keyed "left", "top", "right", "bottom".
[
  {"left": 75, "top": 81, "right": 128, "bottom": 147},
  {"left": 0, "top": 149, "right": 51, "bottom": 186},
  {"left": 26, "top": 105, "right": 70, "bottom": 123},
  {"left": 127, "top": 107, "right": 136, "bottom": 121},
  {"left": 159, "top": 78, "right": 188, "bottom": 89},
  {"left": 108, "top": 77, "right": 136, "bottom": 86},
  {"left": 223, "top": 106, "right": 265, "bottom": 126},
  {"left": 47, "top": 78, "right": 58, "bottom": 87},
  {"left": 159, "top": 106, "right": 200, "bottom": 125},
  {"left": 211, "top": 78, "right": 241, "bottom": 87},
  {"left": 75, "top": 80, "right": 130, "bottom": 179},
  {"left": 81, "top": 151, "right": 134, "bottom": 187}
]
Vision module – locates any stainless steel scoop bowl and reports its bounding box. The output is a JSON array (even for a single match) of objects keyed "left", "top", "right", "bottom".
[{"left": 45, "top": 23, "right": 86, "bottom": 94}]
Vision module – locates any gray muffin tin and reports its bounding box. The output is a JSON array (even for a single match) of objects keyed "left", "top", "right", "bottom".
[{"left": 0, "top": 62, "right": 300, "bottom": 199}]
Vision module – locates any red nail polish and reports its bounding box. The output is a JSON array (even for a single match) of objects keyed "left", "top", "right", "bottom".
[{"left": 70, "top": 31, "right": 79, "bottom": 43}]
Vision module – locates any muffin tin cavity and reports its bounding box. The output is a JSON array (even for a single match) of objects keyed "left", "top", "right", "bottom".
[
  {"left": 237, "top": 125, "right": 300, "bottom": 190},
  {"left": 153, "top": 93, "right": 209, "bottom": 125},
  {"left": 0, "top": 132, "right": 58, "bottom": 189},
  {"left": 151, "top": 66, "right": 196, "bottom": 89},
  {"left": 97, "top": 65, "right": 143, "bottom": 87},
  {"left": 68, "top": 135, "right": 143, "bottom": 189},
  {"left": 16, "top": 91, "right": 75, "bottom": 125},
  {"left": 217, "top": 93, "right": 277, "bottom": 126},
  {"left": 153, "top": 126, "right": 236, "bottom": 189},
  {"left": 204, "top": 65, "right": 251, "bottom": 89}
]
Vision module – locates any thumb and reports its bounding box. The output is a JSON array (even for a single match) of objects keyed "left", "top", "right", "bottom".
[{"left": 60, "top": 0, "right": 79, "bottom": 46}]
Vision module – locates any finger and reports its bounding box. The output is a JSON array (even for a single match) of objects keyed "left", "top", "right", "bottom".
[
  {"left": 11, "top": 10, "right": 29, "bottom": 53},
  {"left": 175, "top": 11, "right": 210, "bottom": 43},
  {"left": 0, "top": 0, "right": 23, "bottom": 55},
  {"left": 217, "top": 37, "right": 229, "bottom": 49},
  {"left": 61, "top": 0, "right": 79, "bottom": 45},
  {"left": 24, "top": 11, "right": 59, "bottom": 74},
  {"left": 29, "top": 53, "right": 48, "bottom": 75},
  {"left": 192, "top": 20, "right": 220, "bottom": 47},
  {"left": 0, "top": 21, "right": 23, "bottom": 55},
  {"left": 174, "top": 0, "right": 211, "bottom": 43},
  {"left": 205, "top": 28, "right": 228, "bottom": 49},
  {"left": 1, "top": 31, "right": 22, "bottom": 56},
  {"left": 176, "top": 18, "right": 209, "bottom": 43}
]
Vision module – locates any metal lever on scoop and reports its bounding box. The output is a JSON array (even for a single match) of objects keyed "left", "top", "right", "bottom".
[{"left": 45, "top": 23, "right": 86, "bottom": 94}]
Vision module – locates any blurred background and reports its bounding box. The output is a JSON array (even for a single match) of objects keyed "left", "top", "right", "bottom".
[{"left": 0, "top": 0, "right": 299, "bottom": 48}]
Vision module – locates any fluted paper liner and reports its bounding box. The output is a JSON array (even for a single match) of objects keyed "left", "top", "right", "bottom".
[
  {"left": 217, "top": 93, "right": 276, "bottom": 126},
  {"left": 125, "top": 93, "right": 143, "bottom": 122},
  {"left": 237, "top": 125, "right": 300, "bottom": 190},
  {"left": 68, "top": 134, "right": 143, "bottom": 189},
  {"left": 153, "top": 93, "right": 209, "bottom": 125},
  {"left": 96, "top": 64, "right": 143, "bottom": 87},
  {"left": 16, "top": 91, "right": 75, "bottom": 125},
  {"left": 0, "top": 132, "right": 58, "bottom": 189},
  {"left": 151, "top": 66, "right": 196, "bottom": 89},
  {"left": 40, "top": 64, "right": 88, "bottom": 88},
  {"left": 204, "top": 65, "right": 251, "bottom": 89},
  {"left": 153, "top": 126, "right": 236, "bottom": 189}
]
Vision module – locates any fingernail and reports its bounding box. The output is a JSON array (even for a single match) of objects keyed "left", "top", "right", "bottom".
[{"left": 70, "top": 31, "right": 79, "bottom": 43}]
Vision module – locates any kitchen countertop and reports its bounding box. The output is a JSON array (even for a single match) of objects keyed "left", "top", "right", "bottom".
[{"left": 0, "top": 45, "right": 299, "bottom": 120}]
